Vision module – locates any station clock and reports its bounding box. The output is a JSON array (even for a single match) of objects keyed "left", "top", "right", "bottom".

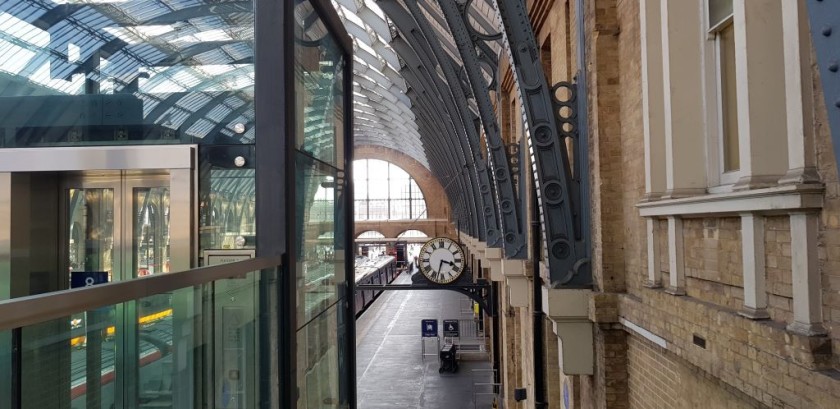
[{"left": 418, "top": 237, "right": 465, "bottom": 284}]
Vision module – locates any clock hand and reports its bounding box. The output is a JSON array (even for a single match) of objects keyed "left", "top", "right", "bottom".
[
  {"left": 441, "top": 260, "right": 454, "bottom": 266},
  {"left": 438, "top": 259, "right": 444, "bottom": 273}
]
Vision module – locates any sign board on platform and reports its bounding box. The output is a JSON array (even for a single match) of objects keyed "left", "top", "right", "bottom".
[
  {"left": 443, "top": 319, "right": 460, "bottom": 337},
  {"left": 421, "top": 319, "right": 438, "bottom": 337}
]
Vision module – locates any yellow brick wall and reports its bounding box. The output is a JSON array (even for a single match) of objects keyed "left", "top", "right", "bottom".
[
  {"left": 764, "top": 216, "right": 794, "bottom": 323},
  {"left": 682, "top": 218, "right": 745, "bottom": 311},
  {"left": 616, "top": 0, "right": 647, "bottom": 298},
  {"left": 627, "top": 334, "right": 761, "bottom": 409}
]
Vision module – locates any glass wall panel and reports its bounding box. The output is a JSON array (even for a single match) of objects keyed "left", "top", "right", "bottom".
[
  {"left": 0, "top": 1, "right": 255, "bottom": 147},
  {"left": 8, "top": 268, "right": 266, "bottom": 409},
  {"left": 296, "top": 154, "right": 340, "bottom": 323},
  {"left": 294, "top": 1, "right": 345, "bottom": 167},
  {"left": 296, "top": 305, "right": 341, "bottom": 409},
  {"left": 293, "top": 1, "right": 349, "bottom": 407},
  {"left": 199, "top": 146, "right": 256, "bottom": 253}
]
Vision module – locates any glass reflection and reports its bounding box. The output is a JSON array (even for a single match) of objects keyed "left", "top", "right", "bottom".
[
  {"left": 294, "top": 0, "right": 345, "bottom": 167},
  {"left": 296, "top": 154, "right": 339, "bottom": 323},
  {"left": 296, "top": 305, "right": 341, "bottom": 409},
  {"left": 0, "top": 1, "right": 254, "bottom": 147}
]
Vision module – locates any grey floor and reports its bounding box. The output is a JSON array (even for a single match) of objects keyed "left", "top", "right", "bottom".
[{"left": 356, "top": 270, "right": 495, "bottom": 409}]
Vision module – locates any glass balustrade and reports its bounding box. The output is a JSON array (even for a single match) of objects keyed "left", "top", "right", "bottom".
[{"left": 0, "top": 260, "right": 278, "bottom": 409}]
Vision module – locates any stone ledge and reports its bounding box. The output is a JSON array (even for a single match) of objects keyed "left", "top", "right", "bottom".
[
  {"left": 484, "top": 247, "right": 504, "bottom": 282},
  {"left": 637, "top": 183, "right": 824, "bottom": 217}
]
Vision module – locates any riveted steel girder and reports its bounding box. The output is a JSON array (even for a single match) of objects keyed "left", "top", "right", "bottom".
[
  {"left": 412, "top": 97, "right": 477, "bottom": 236},
  {"left": 383, "top": 0, "right": 503, "bottom": 246},
  {"left": 493, "top": 0, "right": 591, "bottom": 287},
  {"left": 400, "top": 57, "right": 481, "bottom": 237},
  {"left": 388, "top": 6, "right": 483, "bottom": 240},
  {"left": 386, "top": 0, "right": 499, "bottom": 241},
  {"left": 413, "top": 111, "right": 475, "bottom": 234},
  {"left": 808, "top": 0, "right": 840, "bottom": 179},
  {"left": 436, "top": 0, "right": 528, "bottom": 259},
  {"left": 386, "top": 0, "right": 502, "bottom": 247},
  {"left": 401, "top": 61, "right": 481, "bottom": 235},
  {"left": 403, "top": 68, "right": 480, "bottom": 234}
]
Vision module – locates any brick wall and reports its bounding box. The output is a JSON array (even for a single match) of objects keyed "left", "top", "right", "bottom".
[
  {"left": 615, "top": 0, "right": 647, "bottom": 298},
  {"left": 682, "top": 218, "right": 745, "bottom": 311},
  {"left": 586, "top": 0, "right": 626, "bottom": 294},
  {"left": 626, "top": 334, "right": 761, "bottom": 408},
  {"left": 765, "top": 216, "right": 794, "bottom": 323}
]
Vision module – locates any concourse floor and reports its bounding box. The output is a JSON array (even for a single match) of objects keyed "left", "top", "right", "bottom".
[{"left": 356, "top": 270, "right": 494, "bottom": 409}]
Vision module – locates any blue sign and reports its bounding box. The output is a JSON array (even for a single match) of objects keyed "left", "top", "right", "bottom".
[
  {"left": 563, "top": 380, "right": 570, "bottom": 408},
  {"left": 71, "top": 271, "right": 108, "bottom": 289},
  {"left": 421, "top": 319, "right": 438, "bottom": 337}
]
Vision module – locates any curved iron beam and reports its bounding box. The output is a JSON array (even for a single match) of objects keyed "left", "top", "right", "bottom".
[
  {"left": 492, "top": 0, "right": 591, "bottom": 287},
  {"left": 383, "top": 0, "right": 504, "bottom": 246},
  {"left": 393, "top": 37, "right": 483, "bottom": 237}
]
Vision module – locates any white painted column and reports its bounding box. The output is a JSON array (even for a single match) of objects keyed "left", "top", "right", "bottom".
[
  {"left": 641, "top": 0, "right": 666, "bottom": 200},
  {"left": 779, "top": 0, "right": 820, "bottom": 185},
  {"left": 665, "top": 216, "right": 685, "bottom": 295},
  {"left": 644, "top": 218, "right": 662, "bottom": 288},
  {"left": 732, "top": 0, "right": 788, "bottom": 189},
  {"left": 660, "top": 0, "right": 707, "bottom": 198},
  {"left": 738, "top": 213, "right": 769, "bottom": 319},
  {"left": 788, "top": 213, "right": 827, "bottom": 335}
]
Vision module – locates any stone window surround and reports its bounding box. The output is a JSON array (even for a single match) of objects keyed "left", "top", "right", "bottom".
[
  {"left": 641, "top": 0, "right": 819, "bottom": 201},
  {"left": 638, "top": 0, "right": 825, "bottom": 337},
  {"left": 637, "top": 184, "right": 827, "bottom": 337}
]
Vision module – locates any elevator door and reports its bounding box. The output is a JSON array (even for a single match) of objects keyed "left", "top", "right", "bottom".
[{"left": 63, "top": 172, "right": 176, "bottom": 409}]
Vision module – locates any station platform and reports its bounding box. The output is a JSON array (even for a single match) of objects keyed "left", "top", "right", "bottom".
[{"left": 355, "top": 269, "right": 496, "bottom": 409}]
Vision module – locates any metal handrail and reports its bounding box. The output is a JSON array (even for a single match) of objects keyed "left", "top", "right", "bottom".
[{"left": 0, "top": 256, "right": 282, "bottom": 331}]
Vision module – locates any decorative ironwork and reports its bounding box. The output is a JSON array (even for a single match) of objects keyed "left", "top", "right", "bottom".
[
  {"left": 492, "top": 0, "right": 591, "bottom": 287},
  {"left": 437, "top": 0, "right": 527, "bottom": 258},
  {"left": 382, "top": 0, "right": 503, "bottom": 246}
]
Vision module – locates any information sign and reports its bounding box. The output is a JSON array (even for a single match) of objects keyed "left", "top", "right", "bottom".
[
  {"left": 421, "top": 319, "right": 438, "bottom": 337},
  {"left": 443, "top": 319, "right": 460, "bottom": 337}
]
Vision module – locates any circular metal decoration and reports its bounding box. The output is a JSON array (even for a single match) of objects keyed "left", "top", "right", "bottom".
[{"left": 418, "top": 237, "right": 466, "bottom": 284}]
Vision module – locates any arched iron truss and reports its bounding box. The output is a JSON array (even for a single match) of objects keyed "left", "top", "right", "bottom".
[
  {"left": 371, "top": 0, "right": 591, "bottom": 287},
  {"left": 492, "top": 0, "right": 592, "bottom": 287}
]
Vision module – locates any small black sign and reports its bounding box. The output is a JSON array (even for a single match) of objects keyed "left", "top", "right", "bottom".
[{"left": 443, "top": 319, "right": 459, "bottom": 337}]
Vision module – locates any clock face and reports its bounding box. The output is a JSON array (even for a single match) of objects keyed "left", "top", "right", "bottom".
[{"left": 418, "top": 237, "right": 465, "bottom": 284}]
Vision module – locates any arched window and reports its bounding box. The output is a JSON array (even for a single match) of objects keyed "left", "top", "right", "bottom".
[
  {"left": 397, "top": 230, "right": 428, "bottom": 238},
  {"left": 357, "top": 230, "right": 385, "bottom": 239},
  {"left": 354, "top": 159, "right": 427, "bottom": 221}
]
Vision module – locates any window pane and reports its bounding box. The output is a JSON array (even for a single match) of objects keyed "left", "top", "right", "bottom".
[
  {"left": 709, "top": 0, "right": 733, "bottom": 29},
  {"left": 294, "top": 2, "right": 345, "bottom": 166},
  {"left": 354, "top": 199, "right": 367, "bottom": 220},
  {"left": 352, "top": 160, "right": 427, "bottom": 221},
  {"left": 719, "top": 24, "right": 740, "bottom": 172},
  {"left": 367, "top": 200, "right": 389, "bottom": 220},
  {"left": 389, "top": 199, "right": 410, "bottom": 220},
  {"left": 0, "top": 1, "right": 255, "bottom": 147},
  {"left": 296, "top": 154, "right": 338, "bottom": 323}
]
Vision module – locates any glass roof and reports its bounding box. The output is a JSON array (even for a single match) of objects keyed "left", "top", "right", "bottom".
[{"left": 0, "top": 0, "right": 255, "bottom": 144}]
